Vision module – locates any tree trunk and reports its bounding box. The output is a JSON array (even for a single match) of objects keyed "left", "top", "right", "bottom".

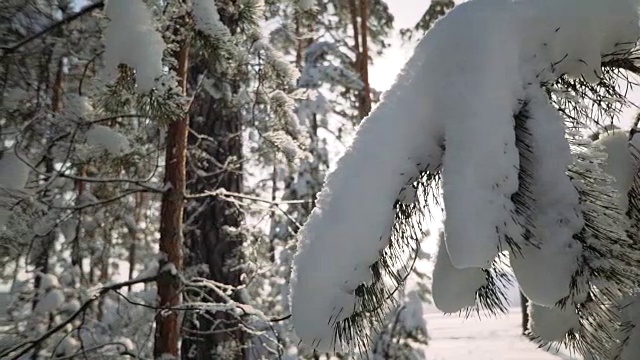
[
  {"left": 181, "top": 3, "right": 246, "bottom": 359},
  {"left": 520, "top": 291, "right": 529, "bottom": 336},
  {"left": 154, "top": 26, "right": 190, "bottom": 360},
  {"left": 359, "top": 0, "right": 371, "bottom": 117},
  {"left": 348, "top": 0, "right": 361, "bottom": 70},
  {"left": 182, "top": 89, "right": 245, "bottom": 359},
  {"left": 32, "top": 57, "right": 64, "bottom": 360}
]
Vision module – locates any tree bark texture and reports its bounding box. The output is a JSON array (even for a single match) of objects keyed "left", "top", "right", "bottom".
[{"left": 154, "top": 27, "right": 190, "bottom": 360}]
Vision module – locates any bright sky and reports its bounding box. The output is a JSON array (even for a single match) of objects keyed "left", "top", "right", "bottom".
[{"left": 370, "top": 1, "right": 433, "bottom": 92}]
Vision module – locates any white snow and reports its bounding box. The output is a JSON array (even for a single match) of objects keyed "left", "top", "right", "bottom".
[
  {"left": 432, "top": 232, "right": 487, "bottom": 313},
  {"left": 290, "top": 0, "right": 640, "bottom": 351},
  {"left": 290, "top": 13, "right": 445, "bottom": 348},
  {"left": 297, "top": 0, "right": 314, "bottom": 11},
  {"left": 528, "top": 303, "right": 580, "bottom": 342},
  {"left": 55, "top": 337, "right": 79, "bottom": 357},
  {"left": 103, "top": 0, "right": 166, "bottom": 92},
  {"left": 0, "top": 150, "right": 30, "bottom": 190},
  {"left": 86, "top": 125, "right": 131, "bottom": 155},
  {"left": 595, "top": 131, "right": 639, "bottom": 211},
  {"left": 66, "top": 94, "right": 93, "bottom": 120},
  {"left": 133, "top": 261, "right": 159, "bottom": 281},
  {"left": 39, "top": 273, "right": 60, "bottom": 290},
  {"left": 191, "top": 0, "right": 230, "bottom": 40},
  {"left": 34, "top": 288, "right": 65, "bottom": 314},
  {"left": 60, "top": 218, "right": 78, "bottom": 243},
  {"left": 425, "top": 307, "right": 581, "bottom": 359},
  {"left": 510, "top": 87, "right": 582, "bottom": 307},
  {"left": 440, "top": 1, "right": 523, "bottom": 269}
]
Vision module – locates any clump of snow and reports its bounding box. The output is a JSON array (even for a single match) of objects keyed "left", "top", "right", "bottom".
[
  {"left": 35, "top": 288, "right": 65, "bottom": 314},
  {"left": 103, "top": 0, "right": 166, "bottom": 92},
  {"left": 432, "top": 232, "right": 486, "bottom": 313},
  {"left": 528, "top": 303, "right": 580, "bottom": 342},
  {"left": 60, "top": 218, "right": 78, "bottom": 242},
  {"left": 594, "top": 131, "right": 639, "bottom": 211},
  {"left": 290, "top": 0, "right": 640, "bottom": 351},
  {"left": 133, "top": 261, "right": 159, "bottom": 281},
  {"left": 510, "top": 87, "right": 582, "bottom": 307},
  {"left": 34, "top": 215, "right": 57, "bottom": 237},
  {"left": 191, "top": 0, "right": 230, "bottom": 40},
  {"left": 0, "top": 150, "right": 30, "bottom": 190},
  {"left": 39, "top": 273, "right": 60, "bottom": 290},
  {"left": 55, "top": 337, "right": 79, "bottom": 357},
  {"left": 297, "top": 0, "right": 314, "bottom": 10},
  {"left": 65, "top": 94, "right": 94, "bottom": 120},
  {"left": 60, "top": 298, "right": 81, "bottom": 314},
  {"left": 86, "top": 125, "right": 131, "bottom": 155},
  {"left": 439, "top": 1, "right": 523, "bottom": 269}
]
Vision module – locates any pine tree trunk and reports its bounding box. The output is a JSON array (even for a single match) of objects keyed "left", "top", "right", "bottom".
[
  {"left": 182, "top": 89, "right": 245, "bottom": 359},
  {"left": 127, "top": 193, "right": 143, "bottom": 291},
  {"left": 520, "top": 291, "right": 529, "bottom": 335},
  {"left": 154, "top": 27, "right": 190, "bottom": 360},
  {"left": 181, "top": 3, "right": 246, "bottom": 359},
  {"left": 348, "top": 0, "right": 363, "bottom": 118},
  {"left": 359, "top": 0, "right": 371, "bottom": 117},
  {"left": 32, "top": 57, "right": 64, "bottom": 360},
  {"left": 71, "top": 166, "right": 86, "bottom": 287}
]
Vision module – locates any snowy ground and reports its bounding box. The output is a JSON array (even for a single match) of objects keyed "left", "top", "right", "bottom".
[{"left": 424, "top": 307, "right": 580, "bottom": 360}]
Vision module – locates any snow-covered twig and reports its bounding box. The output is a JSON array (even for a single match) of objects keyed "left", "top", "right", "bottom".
[
  {"left": 0, "top": 1, "right": 105, "bottom": 57},
  {"left": 1, "top": 275, "right": 158, "bottom": 360}
]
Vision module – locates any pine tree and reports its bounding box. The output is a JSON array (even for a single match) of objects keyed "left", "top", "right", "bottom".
[
  {"left": 260, "top": 1, "right": 395, "bottom": 357},
  {"left": 180, "top": 0, "right": 304, "bottom": 358}
]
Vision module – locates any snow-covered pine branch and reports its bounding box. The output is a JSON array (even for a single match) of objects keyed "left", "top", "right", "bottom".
[
  {"left": 524, "top": 129, "right": 640, "bottom": 357},
  {"left": 290, "top": 0, "right": 640, "bottom": 356}
]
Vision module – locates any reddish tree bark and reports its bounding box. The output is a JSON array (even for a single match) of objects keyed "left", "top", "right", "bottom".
[{"left": 154, "top": 28, "right": 190, "bottom": 360}]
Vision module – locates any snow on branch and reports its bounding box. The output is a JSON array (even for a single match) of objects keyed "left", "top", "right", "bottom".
[
  {"left": 103, "top": 0, "right": 166, "bottom": 92},
  {"left": 290, "top": 0, "right": 640, "bottom": 356},
  {"left": 0, "top": 275, "right": 159, "bottom": 360}
]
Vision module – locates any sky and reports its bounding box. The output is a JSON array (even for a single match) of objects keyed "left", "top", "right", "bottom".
[{"left": 370, "top": 1, "right": 433, "bottom": 92}]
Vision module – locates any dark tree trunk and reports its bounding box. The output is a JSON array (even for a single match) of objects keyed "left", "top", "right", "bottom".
[
  {"left": 182, "top": 91, "right": 245, "bottom": 359},
  {"left": 181, "top": 3, "right": 246, "bottom": 359},
  {"left": 520, "top": 291, "right": 530, "bottom": 335},
  {"left": 359, "top": 0, "right": 371, "bottom": 117}
]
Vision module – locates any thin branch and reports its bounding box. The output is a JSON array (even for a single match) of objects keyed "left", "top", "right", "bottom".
[
  {"left": 186, "top": 188, "right": 311, "bottom": 205},
  {"left": 2, "top": 275, "right": 158, "bottom": 360},
  {"left": 1, "top": 1, "right": 106, "bottom": 57}
]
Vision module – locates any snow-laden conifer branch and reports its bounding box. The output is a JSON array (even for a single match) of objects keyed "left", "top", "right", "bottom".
[
  {"left": 291, "top": 0, "right": 640, "bottom": 356},
  {"left": 523, "top": 130, "right": 640, "bottom": 358},
  {"left": 432, "top": 231, "right": 512, "bottom": 317}
]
